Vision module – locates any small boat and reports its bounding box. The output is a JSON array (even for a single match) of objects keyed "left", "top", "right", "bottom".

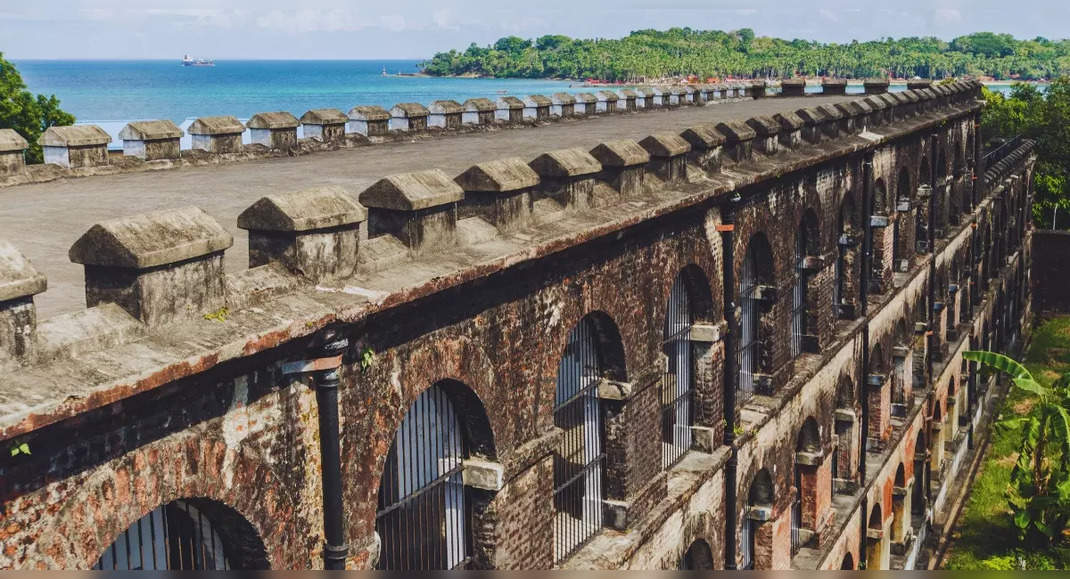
[{"left": 182, "top": 54, "right": 215, "bottom": 67}]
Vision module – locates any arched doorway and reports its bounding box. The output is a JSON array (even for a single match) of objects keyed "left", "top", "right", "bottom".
[
  {"left": 680, "top": 539, "right": 714, "bottom": 570},
  {"left": 866, "top": 504, "right": 885, "bottom": 570},
  {"left": 742, "top": 469, "right": 774, "bottom": 570},
  {"left": 836, "top": 193, "right": 860, "bottom": 319},
  {"left": 841, "top": 552, "right": 855, "bottom": 570},
  {"left": 792, "top": 210, "right": 820, "bottom": 356},
  {"left": 891, "top": 463, "right": 909, "bottom": 546},
  {"left": 793, "top": 417, "right": 822, "bottom": 555},
  {"left": 93, "top": 499, "right": 268, "bottom": 570},
  {"left": 739, "top": 234, "right": 775, "bottom": 399}
]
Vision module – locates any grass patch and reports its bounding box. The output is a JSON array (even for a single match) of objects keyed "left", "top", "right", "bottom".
[{"left": 944, "top": 316, "right": 1070, "bottom": 570}]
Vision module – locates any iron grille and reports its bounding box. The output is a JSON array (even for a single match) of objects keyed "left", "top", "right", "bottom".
[
  {"left": 662, "top": 276, "right": 693, "bottom": 468},
  {"left": 553, "top": 318, "right": 605, "bottom": 564},
  {"left": 739, "top": 249, "right": 759, "bottom": 399},
  {"left": 791, "top": 229, "right": 808, "bottom": 358},
  {"left": 741, "top": 518, "right": 755, "bottom": 570},
  {"left": 376, "top": 383, "right": 469, "bottom": 570},
  {"left": 93, "top": 500, "right": 230, "bottom": 570},
  {"left": 790, "top": 468, "right": 802, "bottom": 555}
]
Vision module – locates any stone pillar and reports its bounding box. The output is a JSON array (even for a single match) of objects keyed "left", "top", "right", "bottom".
[
  {"left": 454, "top": 157, "right": 540, "bottom": 231},
  {"left": 359, "top": 169, "right": 463, "bottom": 256},
  {"left": 715, "top": 121, "right": 757, "bottom": 163},
  {"left": 681, "top": 123, "right": 726, "bottom": 173},
  {"left": 595, "top": 91, "right": 619, "bottom": 113},
  {"left": 617, "top": 89, "right": 639, "bottom": 110},
  {"left": 865, "top": 373, "right": 892, "bottom": 448},
  {"left": 780, "top": 78, "right": 806, "bottom": 97},
  {"left": 862, "top": 96, "right": 889, "bottom": 127},
  {"left": 237, "top": 186, "right": 366, "bottom": 282},
  {"left": 821, "top": 78, "right": 847, "bottom": 95},
  {"left": 635, "top": 87, "right": 655, "bottom": 108},
  {"left": 347, "top": 106, "right": 391, "bottom": 137},
  {"left": 590, "top": 139, "right": 649, "bottom": 198},
  {"left": 428, "top": 100, "right": 464, "bottom": 129},
  {"left": 462, "top": 98, "right": 497, "bottom": 126},
  {"left": 495, "top": 96, "right": 524, "bottom": 123},
  {"left": 528, "top": 148, "right": 602, "bottom": 210},
  {"left": 639, "top": 133, "right": 691, "bottom": 182},
  {"left": 300, "top": 109, "right": 348, "bottom": 143},
  {"left": 246, "top": 112, "right": 299, "bottom": 149},
  {"left": 744, "top": 116, "right": 781, "bottom": 155},
  {"left": 68, "top": 207, "right": 233, "bottom": 327},
  {"left": 522, "top": 95, "right": 551, "bottom": 121},
  {"left": 0, "top": 240, "right": 46, "bottom": 366},
  {"left": 0, "top": 129, "right": 28, "bottom": 176},
  {"left": 864, "top": 78, "right": 890, "bottom": 95},
  {"left": 118, "top": 120, "right": 183, "bottom": 161},
  {"left": 39, "top": 125, "right": 111, "bottom": 169},
  {"left": 389, "top": 103, "right": 429, "bottom": 132},
  {"left": 773, "top": 112, "right": 804, "bottom": 150},
  {"left": 189, "top": 116, "right": 245, "bottom": 153},
  {"left": 907, "top": 79, "right": 932, "bottom": 91},
  {"left": 573, "top": 93, "right": 597, "bottom": 116},
  {"left": 550, "top": 93, "right": 576, "bottom": 117}
]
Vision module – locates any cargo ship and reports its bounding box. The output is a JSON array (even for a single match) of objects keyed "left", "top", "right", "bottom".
[{"left": 182, "top": 54, "right": 215, "bottom": 67}]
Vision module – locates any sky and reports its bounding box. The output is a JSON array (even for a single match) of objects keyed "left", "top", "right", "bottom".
[{"left": 2, "top": 0, "right": 1068, "bottom": 60}]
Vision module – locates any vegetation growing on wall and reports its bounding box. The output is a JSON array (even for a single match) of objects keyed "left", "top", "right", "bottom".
[
  {"left": 0, "top": 53, "right": 74, "bottom": 163},
  {"left": 424, "top": 29, "right": 1070, "bottom": 82},
  {"left": 981, "top": 78, "right": 1070, "bottom": 229}
]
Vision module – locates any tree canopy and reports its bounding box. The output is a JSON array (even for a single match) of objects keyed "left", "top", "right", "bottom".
[
  {"left": 422, "top": 29, "right": 1070, "bottom": 82},
  {"left": 0, "top": 53, "right": 75, "bottom": 163}
]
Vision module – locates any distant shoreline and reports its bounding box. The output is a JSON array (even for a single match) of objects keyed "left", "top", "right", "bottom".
[{"left": 425, "top": 72, "right": 1049, "bottom": 87}]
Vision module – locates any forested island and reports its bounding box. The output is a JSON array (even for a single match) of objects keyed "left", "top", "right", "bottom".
[{"left": 423, "top": 28, "right": 1070, "bottom": 81}]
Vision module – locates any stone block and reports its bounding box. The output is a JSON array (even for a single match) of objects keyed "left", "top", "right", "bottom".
[
  {"left": 360, "top": 169, "right": 463, "bottom": 255},
  {"left": 455, "top": 157, "right": 540, "bottom": 230},
  {"left": 347, "top": 105, "right": 391, "bottom": 137},
  {"left": 864, "top": 78, "right": 890, "bottom": 95},
  {"left": 589, "top": 140, "right": 649, "bottom": 196},
  {"left": 495, "top": 96, "right": 524, "bottom": 122},
  {"left": 247, "top": 112, "right": 299, "bottom": 149},
  {"left": 522, "top": 95, "right": 552, "bottom": 121},
  {"left": 639, "top": 133, "right": 691, "bottom": 181},
  {"left": 550, "top": 93, "right": 576, "bottom": 117},
  {"left": 745, "top": 116, "right": 781, "bottom": 155},
  {"left": 595, "top": 90, "right": 619, "bottom": 113},
  {"left": 119, "top": 120, "right": 183, "bottom": 161},
  {"left": 0, "top": 240, "right": 46, "bottom": 364},
  {"left": 189, "top": 116, "right": 245, "bottom": 153},
  {"left": 715, "top": 120, "right": 756, "bottom": 162},
  {"left": 39, "top": 125, "right": 111, "bottom": 169},
  {"left": 462, "top": 98, "right": 497, "bottom": 125},
  {"left": 780, "top": 78, "right": 807, "bottom": 97},
  {"left": 428, "top": 100, "right": 464, "bottom": 129},
  {"left": 0, "top": 128, "right": 29, "bottom": 176},
  {"left": 573, "top": 92, "right": 597, "bottom": 115},
  {"left": 238, "top": 186, "right": 366, "bottom": 281},
  {"left": 389, "top": 103, "right": 429, "bottom": 132},
  {"left": 821, "top": 78, "right": 847, "bottom": 95},
  {"left": 300, "top": 109, "right": 348, "bottom": 143},
  {"left": 68, "top": 207, "right": 233, "bottom": 326}
]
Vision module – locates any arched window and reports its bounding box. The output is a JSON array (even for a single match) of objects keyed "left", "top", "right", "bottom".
[
  {"left": 836, "top": 194, "right": 859, "bottom": 319},
  {"left": 892, "top": 464, "right": 907, "bottom": 544},
  {"left": 554, "top": 314, "right": 623, "bottom": 563},
  {"left": 94, "top": 499, "right": 267, "bottom": 570},
  {"left": 742, "top": 469, "right": 774, "bottom": 570},
  {"left": 376, "top": 380, "right": 492, "bottom": 570},
  {"left": 740, "top": 234, "right": 774, "bottom": 399},
  {"left": 917, "top": 158, "right": 931, "bottom": 253},
  {"left": 841, "top": 552, "right": 855, "bottom": 570},
  {"left": 792, "top": 211, "right": 819, "bottom": 357},
  {"left": 891, "top": 320, "right": 911, "bottom": 416},
  {"left": 663, "top": 272, "right": 694, "bottom": 467},
  {"left": 912, "top": 431, "right": 926, "bottom": 516},
  {"left": 871, "top": 179, "right": 891, "bottom": 294},
  {"left": 866, "top": 504, "right": 885, "bottom": 569},
  {"left": 792, "top": 417, "right": 821, "bottom": 555},
  {"left": 895, "top": 167, "right": 913, "bottom": 272},
  {"left": 680, "top": 539, "right": 714, "bottom": 570}
]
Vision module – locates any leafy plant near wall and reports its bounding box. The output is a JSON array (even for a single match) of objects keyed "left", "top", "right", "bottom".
[
  {"left": 0, "top": 53, "right": 75, "bottom": 164},
  {"left": 963, "top": 350, "right": 1070, "bottom": 553}
]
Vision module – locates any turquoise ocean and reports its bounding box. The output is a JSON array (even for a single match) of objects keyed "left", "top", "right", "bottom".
[{"left": 13, "top": 59, "right": 1023, "bottom": 149}]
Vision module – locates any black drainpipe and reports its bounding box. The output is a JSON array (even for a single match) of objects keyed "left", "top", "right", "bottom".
[
  {"left": 312, "top": 331, "right": 350, "bottom": 569},
  {"left": 720, "top": 207, "right": 739, "bottom": 570},
  {"left": 858, "top": 153, "right": 874, "bottom": 568}
]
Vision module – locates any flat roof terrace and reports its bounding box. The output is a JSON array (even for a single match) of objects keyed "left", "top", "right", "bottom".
[{"left": 1, "top": 95, "right": 854, "bottom": 318}]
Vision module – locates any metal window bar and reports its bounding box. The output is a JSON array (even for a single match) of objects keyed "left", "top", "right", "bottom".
[
  {"left": 739, "top": 250, "right": 758, "bottom": 400},
  {"left": 791, "top": 229, "right": 807, "bottom": 358},
  {"left": 892, "top": 355, "right": 907, "bottom": 405},
  {"left": 741, "top": 518, "right": 755, "bottom": 570},
  {"left": 553, "top": 318, "right": 605, "bottom": 564},
  {"left": 791, "top": 468, "right": 802, "bottom": 555},
  {"left": 376, "top": 383, "right": 469, "bottom": 570},
  {"left": 662, "top": 276, "right": 694, "bottom": 468},
  {"left": 830, "top": 447, "right": 839, "bottom": 499},
  {"left": 93, "top": 501, "right": 229, "bottom": 570}
]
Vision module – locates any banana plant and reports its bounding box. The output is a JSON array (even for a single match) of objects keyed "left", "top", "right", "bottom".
[{"left": 964, "top": 350, "right": 1070, "bottom": 548}]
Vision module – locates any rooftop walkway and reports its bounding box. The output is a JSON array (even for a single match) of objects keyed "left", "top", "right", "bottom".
[{"left": 1, "top": 95, "right": 852, "bottom": 317}]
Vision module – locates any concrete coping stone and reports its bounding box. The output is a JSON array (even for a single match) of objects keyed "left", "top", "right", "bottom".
[
  {"left": 680, "top": 124, "right": 727, "bottom": 149},
  {"left": 390, "top": 103, "right": 429, "bottom": 118},
  {"left": 715, "top": 121, "right": 757, "bottom": 143},
  {"left": 618, "top": 88, "right": 638, "bottom": 98},
  {"left": 237, "top": 186, "right": 367, "bottom": 232},
  {"left": 551, "top": 93, "right": 576, "bottom": 105},
  {"left": 69, "top": 206, "right": 234, "bottom": 269},
  {"left": 822, "top": 78, "right": 847, "bottom": 87},
  {"left": 908, "top": 79, "right": 933, "bottom": 89},
  {"left": 347, "top": 105, "right": 390, "bottom": 121},
  {"left": 359, "top": 169, "right": 464, "bottom": 211},
  {"left": 780, "top": 78, "right": 806, "bottom": 88},
  {"left": 523, "top": 94, "right": 552, "bottom": 106},
  {"left": 639, "top": 133, "right": 691, "bottom": 158},
  {"left": 745, "top": 116, "right": 780, "bottom": 137},
  {"left": 428, "top": 100, "right": 464, "bottom": 114},
  {"left": 889, "top": 92, "right": 912, "bottom": 106},
  {"left": 246, "top": 111, "right": 300, "bottom": 130},
  {"left": 454, "top": 157, "right": 541, "bottom": 192},
  {"left": 188, "top": 116, "right": 245, "bottom": 135},
  {"left": 816, "top": 104, "right": 844, "bottom": 120},
  {"left": 864, "top": 77, "right": 891, "bottom": 88},
  {"left": 596, "top": 90, "right": 619, "bottom": 102},
  {"left": 635, "top": 87, "right": 656, "bottom": 97},
  {"left": 899, "top": 90, "right": 921, "bottom": 104},
  {"left": 0, "top": 128, "right": 29, "bottom": 152},
  {"left": 773, "top": 112, "right": 805, "bottom": 131},
  {"left": 118, "top": 120, "right": 183, "bottom": 141},
  {"left": 876, "top": 93, "right": 900, "bottom": 108},
  {"left": 300, "top": 109, "right": 348, "bottom": 125},
  {"left": 842, "top": 100, "right": 873, "bottom": 116},
  {"left": 528, "top": 148, "right": 602, "bottom": 178},
  {"left": 862, "top": 96, "right": 888, "bottom": 111},
  {"left": 669, "top": 86, "right": 687, "bottom": 96},
  {"left": 0, "top": 240, "right": 47, "bottom": 302},
  {"left": 589, "top": 139, "right": 651, "bottom": 168},
  {"left": 462, "top": 98, "right": 497, "bottom": 112},
  {"left": 573, "top": 92, "right": 597, "bottom": 104},
  {"left": 795, "top": 107, "right": 826, "bottom": 126},
  {"left": 38, "top": 125, "right": 111, "bottom": 147},
  {"left": 496, "top": 96, "right": 524, "bottom": 109}
]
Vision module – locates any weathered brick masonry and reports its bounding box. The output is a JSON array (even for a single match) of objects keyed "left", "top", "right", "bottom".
[{"left": 0, "top": 81, "right": 1036, "bottom": 570}]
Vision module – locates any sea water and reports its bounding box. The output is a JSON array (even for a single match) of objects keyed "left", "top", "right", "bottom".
[{"left": 13, "top": 59, "right": 1026, "bottom": 149}]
